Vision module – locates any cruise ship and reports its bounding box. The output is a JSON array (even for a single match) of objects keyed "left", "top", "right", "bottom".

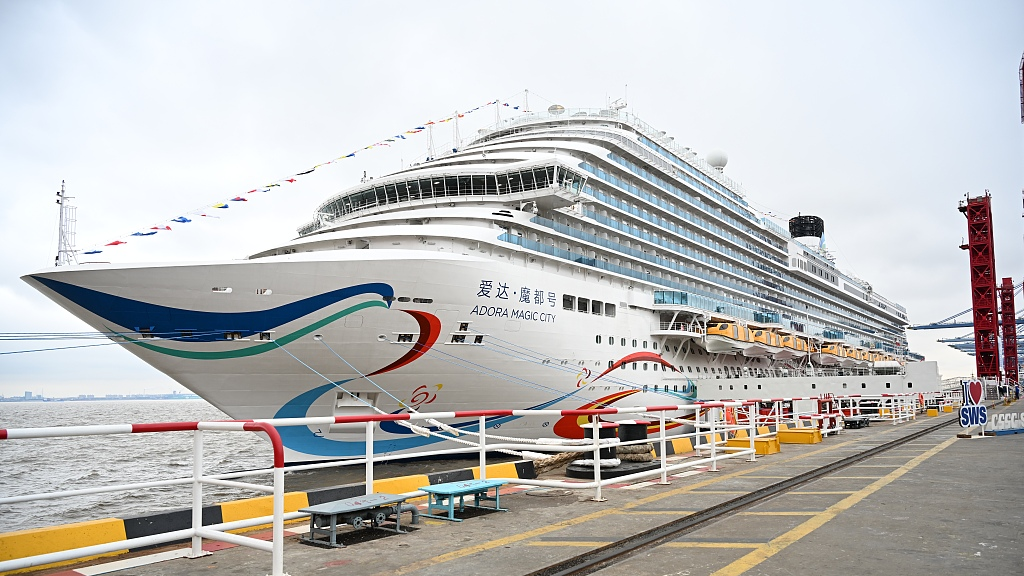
[{"left": 24, "top": 104, "right": 940, "bottom": 462}]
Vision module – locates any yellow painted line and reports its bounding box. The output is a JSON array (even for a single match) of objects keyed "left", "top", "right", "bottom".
[
  {"left": 528, "top": 541, "right": 609, "bottom": 547},
  {"left": 664, "top": 542, "right": 764, "bottom": 549},
  {"left": 826, "top": 476, "right": 882, "bottom": 479},
  {"left": 710, "top": 435, "right": 958, "bottom": 576},
  {"left": 740, "top": 511, "right": 817, "bottom": 516},
  {"left": 789, "top": 491, "right": 856, "bottom": 495},
  {"left": 370, "top": 437, "right": 863, "bottom": 576}
]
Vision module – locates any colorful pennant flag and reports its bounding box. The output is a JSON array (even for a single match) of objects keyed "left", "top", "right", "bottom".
[{"left": 81, "top": 95, "right": 529, "bottom": 255}]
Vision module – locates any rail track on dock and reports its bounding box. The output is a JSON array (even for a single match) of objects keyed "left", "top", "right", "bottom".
[{"left": 524, "top": 414, "right": 963, "bottom": 576}]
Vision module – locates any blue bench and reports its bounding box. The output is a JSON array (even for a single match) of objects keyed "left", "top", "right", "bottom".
[
  {"left": 298, "top": 493, "right": 409, "bottom": 548},
  {"left": 419, "top": 479, "right": 508, "bottom": 522}
]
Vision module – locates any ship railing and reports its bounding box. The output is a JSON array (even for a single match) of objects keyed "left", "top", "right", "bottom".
[{"left": 0, "top": 421, "right": 290, "bottom": 576}]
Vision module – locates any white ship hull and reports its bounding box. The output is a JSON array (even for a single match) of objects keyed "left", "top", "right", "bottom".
[{"left": 25, "top": 249, "right": 937, "bottom": 462}]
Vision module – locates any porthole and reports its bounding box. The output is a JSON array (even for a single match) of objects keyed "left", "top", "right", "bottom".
[
  {"left": 412, "top": 298, "right": 433, "bottom": 303},
  {"left": 596, "top": 335, "right": 602, "bottom": 344},
  {"left": 907, "top": 382, "right": 913, "bottom": 388},
  {"left": 885, "top": 382, "right": 891, "bottom": 388},
  {"left": 632, "top": 363, "right": 637, "bottom": 370},
  {"left": 861, "top": 383, "right": 867, "bottom": 389},
  {"left": 620, "top": 338, "right": 626, "bottom": 346},
  {"left": 811, "top": 383, "right": 817, "bottom": 389},
  {"left": 643, "top": 363, "right": 648, "bottom": 371},
  {"left": 632, "top": 339, "right": 638, "bottom": 347}
]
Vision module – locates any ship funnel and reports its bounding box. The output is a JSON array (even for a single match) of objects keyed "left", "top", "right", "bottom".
[{"left": 788, "top": 214, "right": 825, "bottom": 239}]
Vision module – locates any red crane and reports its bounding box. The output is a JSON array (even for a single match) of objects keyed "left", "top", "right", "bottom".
[
  {"left": 999, "top": 277, "right": 1019, "bottom": 387},
  {"left": 959, "top": 192, "right": 1000, "bottom": 379}
]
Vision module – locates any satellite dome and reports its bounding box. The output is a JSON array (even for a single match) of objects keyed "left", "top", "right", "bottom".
[{"left": 706, "top": 150, "right": 728, "bottom": 171}]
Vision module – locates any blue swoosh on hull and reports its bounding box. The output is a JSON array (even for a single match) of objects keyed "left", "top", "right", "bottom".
[
  {"left": 274, "top": 383, "right": 588, "bottom": 458},
  {"left": 31, "top": 276, "right": 393, "bottom": 342}
]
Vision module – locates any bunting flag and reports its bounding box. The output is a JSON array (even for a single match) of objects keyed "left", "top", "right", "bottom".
[{"left": 83, "top": 93, "right": 530, "bottom": 255}]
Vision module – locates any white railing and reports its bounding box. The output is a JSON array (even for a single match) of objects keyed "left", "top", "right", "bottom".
[
  {"left": 0, "top": 421, "right": 288, "bottom": 576},
  {"left": 2, "top": 392, "right": 930, "bottom": 573}
]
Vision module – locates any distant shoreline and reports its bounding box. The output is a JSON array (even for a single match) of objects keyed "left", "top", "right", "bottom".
[{"left": 0, "top": 394, "right": 202, "bottom": 403}]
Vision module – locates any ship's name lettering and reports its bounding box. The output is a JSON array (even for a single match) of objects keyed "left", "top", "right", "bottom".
[{"left": 470, "top": 306, "right": 556, "bottom": 323}]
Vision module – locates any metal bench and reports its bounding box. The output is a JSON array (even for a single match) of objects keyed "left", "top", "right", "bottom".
[
  {"left": 844, "top": 416, "right": 871, "bottom": 429},
  {"left": 419, "top": 479, "right": 508, "bottom": 522},
  {"left": 298, "top": 493, "right": 410, "bottom": 548}
]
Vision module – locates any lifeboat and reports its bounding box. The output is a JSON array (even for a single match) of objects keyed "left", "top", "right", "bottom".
[
  {"left": 743, "top": 328, "right": 783, "bottom": 358},
  {"left": 817, "top": 341, "right": 844, "bottom": 366},
  {"left": 774, "top": 332, "right": 808, "bottom": 360},
  {"left": 705, "top": 322, "right": 751, "bottom": 354}
]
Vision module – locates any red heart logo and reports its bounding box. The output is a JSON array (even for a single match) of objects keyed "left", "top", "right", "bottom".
[{"left": 968, "top": 381, "right": 983, "bottom": 405}]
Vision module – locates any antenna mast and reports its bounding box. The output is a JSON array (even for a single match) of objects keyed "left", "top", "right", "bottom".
[{"left": 55, "top": 180, "right": 79, "bottom": 266}]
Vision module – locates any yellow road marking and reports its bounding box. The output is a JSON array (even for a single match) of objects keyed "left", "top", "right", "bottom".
[
  {"left": 372, "top": 437, "right": 862, "bottom": 576},
  {"left": 710, "top": 435, "right": 958, "bottom": 576},
  {"left": 690, "top": 490, "right": 749, "bottom": 494},
  {"left": 826, "top": 476, "right": 882, "bottom": 479}
]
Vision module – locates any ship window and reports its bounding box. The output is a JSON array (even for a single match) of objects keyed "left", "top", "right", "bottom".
[
  {"left": 674, "top": 385, "right": 678, "bottom": 392},
  {"left": 886, "top": 382, "right": 891, "bottom": 388},
  {"left": 757, "top": 385, "right": 762, "bottom": 390},
  {"left": 178, "top": 329, "right": 193, "bottom": 339},
  {"left": 632, "top": 339, "right": 638, "bottom": 347},
  {"left": 907, "top": 382, "right": 913, "bottom": 388},
  {"left": 474, "top": 335, "right": 484, "bottom": 344},
  {"left": 605, "top": 303, "right": 616, "bottom": 317},
  {"left": 459, "top": 322, "right": 470, "bottom": 331},
  {"left": 621, "top": 363, "right": 626, "bottom": 370},
  {"left": 609, "top": 360, "right": 614, "bottom": 368},
  {"left": 451, "top": 334, "right": 466, "bottom": 343},
  {"left": 703, "top": 367, "right": 709, "bottom": 373},
  {"left": 643, "top": 340, "right": 648, "bottom": 349},
  {"left": 687, "top": 366, "right": 692, "bottom": 373},
  {"left": 862, "top": 383, "right": 867, "bottom": 389},
  {"left": 577, "top": 297, "right": 589, "bottom": 313},
  {"left": 398, "top": 297, "right": 411, "bottom": 302},
  {"left": 621, "top": 338, "right": 626, "bottom": 346},
  {"left": 811, "top": 383, "right": 817, "bottom": 389},
  {"left": 596, "top": 335, "right": 602, "bottom": 344},
  {"left": 397, "top": 334, "right": 413, "bottom": 342},
  {"left": 653, "top": 342, "right": 658, "bottom": 350},
  {"left": 632, "top": 363, "right": 637, "bottom": 370},
  {"left": 412, "top": 298, "right": 433, "bottom": 303},
  {"left": 383, "top": 296, "right": 397, "bottom": 302},
  {"left": 138, "top": 327, "right": 154, "bottom": 339},
  {"left": 591, "top": 300, "right": 603, "bottom": 315},
  {"left": 744, "top": 385, "right": 748, "bottom": 390},
  {"left": 563, "top": 295, "right": 575, "bottom": 310},
  {"left": 843, "top": 383, "right": 847, "bottom": 388},
  {"left": 225, "top": 331, "right": 242, "bottom": 340},
  {"left": 643, "top": 363, "right": 648, "bottom": 371},
  {"left": 609, "top": 337, "right": 614, "bottom": 346},
  {"left": 259, "top": 332, "right": 273, "bottom": 341}
]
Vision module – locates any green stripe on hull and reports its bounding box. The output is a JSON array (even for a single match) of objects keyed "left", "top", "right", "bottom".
[{"left": 115, "top": 300, "right": 388, "bottom": 360}]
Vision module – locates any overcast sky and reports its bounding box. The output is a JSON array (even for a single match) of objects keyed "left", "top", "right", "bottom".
[{"left": 1, "top": 0, "right": 1021, "bottom": 398}]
